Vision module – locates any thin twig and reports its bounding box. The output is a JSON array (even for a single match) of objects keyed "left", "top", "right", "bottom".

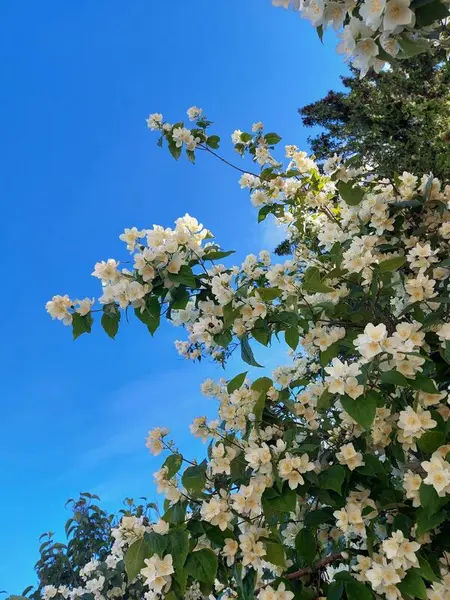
[
  {"left": 285, "top": 552, "right": 343, "bottom": 580},
  {"left": 200, "top": 145, "right": 260, "bottom": 178}
]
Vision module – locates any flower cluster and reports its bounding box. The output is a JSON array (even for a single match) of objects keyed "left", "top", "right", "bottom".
[
  {"left": 272, "top": 0, "right": 450, "bottom": 75},
  {"left": 39, "top": 107, "right": 450, "bottom": 600}
]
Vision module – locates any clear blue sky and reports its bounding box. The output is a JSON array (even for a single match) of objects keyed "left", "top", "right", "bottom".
[{"left": 0, "top": 0, "right": 347, "bottom": 592}]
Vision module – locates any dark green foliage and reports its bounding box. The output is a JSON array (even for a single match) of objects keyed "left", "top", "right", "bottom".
[
  {"left": 300, "top": 51, "right": 450, "bottom": 181},
  {"left": 28, "top": 494, "right": 155, "bottom": 599}
]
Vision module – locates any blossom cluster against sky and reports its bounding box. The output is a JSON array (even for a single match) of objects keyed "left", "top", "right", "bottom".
[{"left": 0, "top": 0, "right": 346, "bottom": 591}]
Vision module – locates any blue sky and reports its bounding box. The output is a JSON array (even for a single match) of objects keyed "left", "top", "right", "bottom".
[{"left": 0, "top": 0, "right": 347, "bottom": 592}]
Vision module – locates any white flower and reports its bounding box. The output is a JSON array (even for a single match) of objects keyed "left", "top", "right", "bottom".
[
  {"left": 187, "top": 106, "right": 202, "bottom": 121},
  {"left": 146, "top": 427, "right": 170, "bottom": 455},
  {"left": 360, "top": 0, "right": 386, "bottom": 29},
  {"left": 232, "top": 129, "right": 244, "bottom": 145},
  {"left": 422, "top": 455, "right": 450, "bottom": 496},
  {"left": 146, "top": 113, "right": 163, "bottom": 130},
  {"left": 302, "top": 0, "right": 325, "bottom": 26},
  {"left": 75, "top": 297, "right": 94, "bottom": 316},
  {"left": 258, "top": 583, "right": 294, "bottom": 600},
  {"left": 141, "top": 554, "right": 174, "bottom": 593},
  {"left": 278, "top": 453, "right": 315, "bottom": 489},
  {"left": 43, "top": 586, "right": 58, "bottom": 600},
  {"left": 382, "top": 530, "right": 420, "bottom": 570},
  {"left": 152, "top": 519, "right": 170, "bottom": 535},
  {"left": 353, "top": 38, "right": 379, "bottom": 75},
  {"left": 172, "top": 127, "right": 197, "bottom": 150},
  {"left": 222, "top": 538, "right": 239, "bottom": 566},
  {"left": 354, "top": 323, "right": 387, "bottom": 359},
  {"left": 383, "top": 0, "right": 414, "bottom": 30},
  {"left": 336, "top": 443, "right": 365, "bottom": 471},
  {"left": 46, "top": 295, "right": 73, "bottom": 325},
  {"left": 119, "top": 227, "right": 146, "bottom": 251}
]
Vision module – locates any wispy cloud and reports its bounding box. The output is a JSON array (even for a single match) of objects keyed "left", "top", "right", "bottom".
[
  {"left": 72, "top": 366, "right": 218, "bottom": 473},
  {"left": 259, "top": 217, "right": 287, "bottom": 251}
]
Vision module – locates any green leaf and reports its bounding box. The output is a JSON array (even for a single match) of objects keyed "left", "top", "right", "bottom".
[
  {"left": 409, "top": 373, "right": 439, "bottom": 394},
  {"left": 262, "top": 486, "right": 297, "bottom": 517},
  {"left": 223, "top": 302, "right": 238, "bottom": 328},
  {"left": 252, "top": 326, "right": 271, "bottom": 346},
  {"left": 316, "top": 24, "right": 324, "bottom": 43},
  {"left": 227, "top": 371, "right": 248, "bottom": 393},
  {"left": 169, "top": 265, "right": 197, "bottom": 288},
  {"left": 251, "top": 377, "right": 273, "bottom": 421},
  {"left": 397, "top": 35, "right": 430, "bottom": 58},
  {"left": 392, "top": 514, "right": 412, "bottom": 537},
  {"left": 432, "top": 297, "right": 450, "bottom": 304},
  {"left": 240, "top": 132, "right": 253, "bottom": 143},
  {"left": 417, "top": 431, "right": 445, "bottom": 453},
  {"left": 319, "top": 465, "right": 346, "bottom": 495},
  {"left": 256, "top": 287, "right": 282, "bottom": 301},
  {"left": 305, "top": 509, "right": 334, "bottom": 528},
  {"left": 416, "top": 509, "right": 446, "bottom": 535},
  {"left": 302, "top": 266, "right": 334, "bottom": 294},
  {"left": 327, "top": 582, "right": 344, "bottom": 600},
  {"left": 182, "top": 462, "right": 207, "bottom": 496},
  {"left": 417, "top": 555, "right": 440, "bottom": 582},
  {"left": 264, "top": 540, "right": 285, "bottom": 567},
  {"left": 72, "top": 312, "right": 93, "bottom": 340},
  {"left": 185, "top": 548, "right": 218, "bottom": 584},
  {"left": 274, "top": 311, "right": 299, "bottom": 327},
  {"left": 168, "top": 138, "right": 182, "bottom": 160},
  {"left": 380, "top": 370, "right": 409, "bottom": 387},
  {"left": 337, "top": 181, "right": 364, "bottom": 206},
  {"left": 170, "top": 286, "right": 190, "bottom": 310},
  {"left": 258, "top": 205, "right": 273, "bottom": 223},
  {"left": 242, "top": 568, "right": 257, "bottom": 600},
  {"left": 344, "top": 579, "right": 373, "bottom": 600},
  {"left": 317, "top": 390, "right": 333, "bottom": 412},
  {"left": 101, "top": 304, "right": 120, "bottom": 339},
  {"left": 264, "top": 133, "right": 282, "bottom": 145},
  {"left": 416, "top": 0, "right": 449, "bottom": 25},
  {"left": 397, "top": 570, "right": 427, "bottom": 599},
  {"left": 206, "top": 135, "right": 220, "bottom": 149},
  {"left": 163, "top": 453, "right": 183, "bottom": 478},
  {"left": 240, "top": 335, "right": 263, "bottom": 367},
  {"left": 334, "top": 572, "right": 353, "bottom": 582},
  {"left": 203, "top": 249, "right": 235, "bottom": 261},
  {"left": 163, "top": 501, "right": 187, "bottom": 525},
  {"left": 419, "top": 483, "right": 441, "bottom": 514},
  {"left": 213, "top": 330, "right": 233, "bottom": 348},
  {"left": 166, "top": 528, "right": 189, "bottom": 573},
  {"left": 378, "top": 256, "right": 406, "bottom": 272},
  {"left": 125, "top": 538, "right": 151, "bottom": 581},
  {"left": 134, "top": 296, "right": 160, "bottom": 335},
  {"left": 285, "top": 327, "right": 299, "bottom": 350},
  {"left": 341, "top": 392, "right": 377, "bottom": 431},
  {"left": 295, "top": 529, "right": 316, "bottom": 567},
  {"left": 320, "top": 342, "right": 341, "bottom": 367},
  {"left": 143, "top": 531, "right": 167, "bottom": 557},
  {"left": 358, "top": 454, "right": 386, "bottom": 478}
]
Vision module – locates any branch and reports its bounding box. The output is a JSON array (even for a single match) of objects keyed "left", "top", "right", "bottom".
[
  {"left": 200, "top": 145, "right": 260, "bottom": 178},
  {"left": 285, "top": 553, "right": 343, "bottom": 580}
]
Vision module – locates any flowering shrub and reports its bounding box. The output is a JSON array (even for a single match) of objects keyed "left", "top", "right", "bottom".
[
  {"left": 40, "top": 105, "right": 450, "bottom": 600},
  {"left": 272, "top": 0, "right": 450, "bottom": 76}
]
